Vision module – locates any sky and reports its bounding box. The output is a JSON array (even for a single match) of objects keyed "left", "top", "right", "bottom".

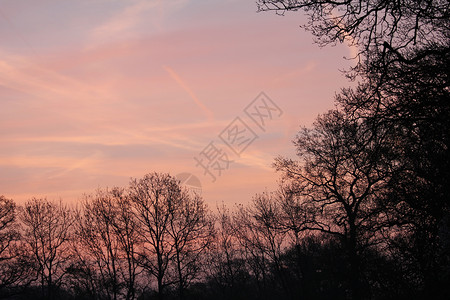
[{"left": 0, "top": 0, "right": 355, "bottom": 207}]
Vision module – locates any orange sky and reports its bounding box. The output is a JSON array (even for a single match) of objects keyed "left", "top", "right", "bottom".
[{"left": 0, "top": 0, "right": 355, "bottom": 207}]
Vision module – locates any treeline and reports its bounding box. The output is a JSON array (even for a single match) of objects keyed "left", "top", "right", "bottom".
[
  {"left": 255, "top": 1, "right": 450, "bottom": 299},
  {"left": 1, "top": 168, "right": 449, "bottom": 300}
]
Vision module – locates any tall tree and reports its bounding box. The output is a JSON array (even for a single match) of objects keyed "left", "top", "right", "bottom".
[
  {"left": 129, "top": 172, "right": 182, "bottom": 300},
  {"left": 233, "top": 193, "right": 290, "bottom": 299},
  {"left": 74, "top": 187, "right": 140, "bottom": 300},
  {"left": 20, "top": 198, "right": 74, "bottom": 300},
  {"left": 257, "top": 0, "right": 450, "bottom": 78},
  {"left": 167, "top": 190, "right": 214, "bottom": 300},
  {"left": 111, "top": 187, "right": 141, "bottom": 300},
  {"left": 274, "top": 109, "right": 393, "bottom": 299},
  {"left": 205, "top": 205, "right": 250, "bottom": 300},
  {"left": 259, "top": 1, "right": 450, "bottom": 297},
  {"left": 336, "top": 37, "right": 450, "bottom": 299},
  {"left": 0, "top": 196, "right": 34, "bottom": 296}
]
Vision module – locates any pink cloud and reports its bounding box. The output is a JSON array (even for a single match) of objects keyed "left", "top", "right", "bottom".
[{"left": 0, "top": 0, "right": 354, "bottom": 206}]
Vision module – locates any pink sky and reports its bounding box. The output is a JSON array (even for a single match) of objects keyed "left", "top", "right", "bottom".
[{"left": 0, "top": 0, "right": 355, "bottom": 207}]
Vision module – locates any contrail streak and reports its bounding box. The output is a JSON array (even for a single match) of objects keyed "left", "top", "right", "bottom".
[{"left": 163, "top": 65, "right": 214, "bottom": 122}]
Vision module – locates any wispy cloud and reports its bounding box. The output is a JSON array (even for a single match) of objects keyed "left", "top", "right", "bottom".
[
  {"left": 163, "top": 65, "right": 214, "bottom": 122},
  {"left": 0, "top": 51, "right": 117, "bottom": 103},
  {"left": 90, "top": 1, "right": 159, "bottom": 42},
  {"left": 0, "top": 0, "right": 352, "bottom": 205},
  {"left": 89, "top": 0, "right": 188, "bottom": 47}
]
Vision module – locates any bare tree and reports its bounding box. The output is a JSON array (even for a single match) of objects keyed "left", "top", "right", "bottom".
[
  {"left": 233, "top": 193, "right": 290, "bottom": 299},
  {"left": 205, "top": 205, "right": 249, "bottom": 299},
  {"left": 257, "top": 0, "right": 450, "bottom": 74},
  {"left": 167, "top": 190, "right": 214, "bottom": 300},
  {"left": 0, "top": 196, "right": 19, "bottom": 289},
  {"left": 274, "top": 109, "right": 392, "bottom": 299},
  {"left": 20, "top": 198, "right": 74, "bottom": 300},
  {"left": 273, "top": 182, "right": 319, "bottom": 297},
  {"left": 129, "top": 172, "right": 182, "bottom": 299},
  {"left": 0, "top": 196, "right": 35, "bottom": 296},
  {"left": 258, "top": 1, "right": 449, "bottom": 297},
  {"left": 111, "top": 188, "right": 141, "bottom": 300},
  {"left": 74, "top": 187, "right": 141, "bottom": 300},
  {"left": 0, "top": 196, "right": 16, "bottom": 256}
]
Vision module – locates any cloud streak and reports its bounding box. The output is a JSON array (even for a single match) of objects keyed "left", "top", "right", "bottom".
[
  {"left": 163, "top": 65, "right": 214, "bottom": 122},
  {"left": 0, "top": 0, "right": 353, "bottom": 205}
]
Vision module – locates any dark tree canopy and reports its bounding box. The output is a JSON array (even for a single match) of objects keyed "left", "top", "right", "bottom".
[
  {"left": 0, "top": 196, "right": 33, "bottom": 295},
  {"left": 257, "top": 1, "right": 449, "bottom": 55}
]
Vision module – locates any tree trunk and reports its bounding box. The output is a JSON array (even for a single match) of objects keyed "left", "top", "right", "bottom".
[
  {"left": 347, "top": 220, "right": 366, "bottom": 300},
  {"left": 176, "top": 247, "right": 184, "bottom": 300}
]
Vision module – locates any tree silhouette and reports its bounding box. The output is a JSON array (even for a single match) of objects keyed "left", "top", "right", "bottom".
[
  {"left": 20, "top": 198, "right": 74, "bottom": 300},
  {"left": 274, "top": 109, "right": 394, "bottom": 299},
  {"left": 205, "top": 205, "right": 250, "bottom": 300},
  {"left": 259, "top": 1, "right": 449, "bottom": 298},
  {"left": 73, "top": 187, "right": 140, "bottom": 300},
  {"left": 233, "top": 193, "right": 290, "bottom": 299},
  {"left": 257, "top": 0, "right": 450, "bottom": 79},
  {"left": 0, "top": 196, "right": 35, "bottom": 297},
  {"left": 167, "top": 189, "right": 214, "bottom": 300},
  {"left": 337, "top": 61, "right": 450, "bottom": 297},
  {"left": 128, "top": 173, "right": 178, "bottom": 299}
]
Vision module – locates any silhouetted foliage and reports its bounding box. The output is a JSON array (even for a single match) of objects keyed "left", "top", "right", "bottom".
[
  {"left": 274, "top": 109, "right": 394, "bottom": 298},
  {"left": 257, "top": 0, "right": 450, "bottom": 82},
  {"left": 258, "top": 1, "right": 450, "bottom": 299}
]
